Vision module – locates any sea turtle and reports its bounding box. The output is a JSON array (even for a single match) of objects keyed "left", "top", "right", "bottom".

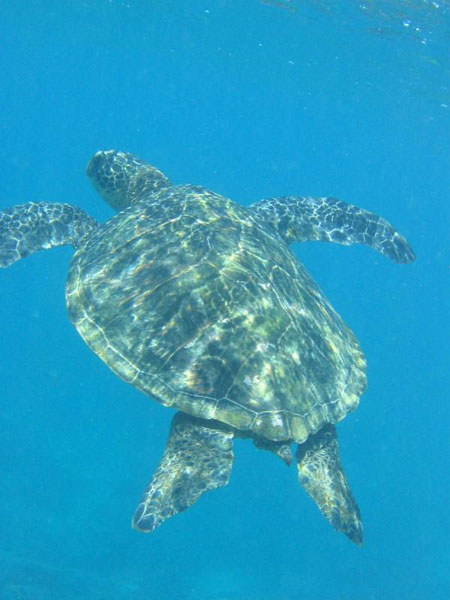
[{"left": 0, "top": 150, "right": 415, "bottom": 545}]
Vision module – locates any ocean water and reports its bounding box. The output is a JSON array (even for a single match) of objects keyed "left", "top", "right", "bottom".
[{"left": 0, "top": 1, "right": 449, "bottom": 598}]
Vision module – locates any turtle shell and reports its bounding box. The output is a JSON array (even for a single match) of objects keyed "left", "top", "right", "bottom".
[{"left": 66, "top": 185, "right": 366, "bottom": 443}]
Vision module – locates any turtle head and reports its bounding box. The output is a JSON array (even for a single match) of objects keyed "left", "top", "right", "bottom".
[{"left": 87, "top": 150, "right": 171, "bottom": 211}]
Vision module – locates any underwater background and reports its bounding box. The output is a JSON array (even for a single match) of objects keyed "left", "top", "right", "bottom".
[{"left": 0, "top": 1, "right": 449, "bottom": 598}]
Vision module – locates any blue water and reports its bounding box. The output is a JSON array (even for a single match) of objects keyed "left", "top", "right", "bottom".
[{"left": 0, "top": 1, "right": 449, "bottom": 598}]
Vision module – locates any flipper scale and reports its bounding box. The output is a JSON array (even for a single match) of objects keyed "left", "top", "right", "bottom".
[
  {"left": 250, "top": 195, "right": 415, "bottom": 264},
  {"left": 296, "top": 424, "right": 363, "bottom": 545},
  {"left": 132, "top": 412, "right": 234, "bottom": 533},
  {"left": 0, "top": 202, "right": 97, "bottom": 267}
]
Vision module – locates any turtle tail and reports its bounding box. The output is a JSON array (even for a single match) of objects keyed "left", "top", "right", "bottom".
[{"left": 0, "top": 202, "right": 98, "bottom": 268}]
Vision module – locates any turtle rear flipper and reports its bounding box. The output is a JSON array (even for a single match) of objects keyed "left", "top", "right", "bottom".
[
  {"left": 0, "top": 202, "right": 97, "bottom": 267},
  {"left": 296, "top": 424, "right": 363, "bottom": 545},
  {"left": 132, "top": 412, "right": 234, "bottom": 533}
]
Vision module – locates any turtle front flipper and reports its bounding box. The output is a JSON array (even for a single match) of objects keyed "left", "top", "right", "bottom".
[
  {"left": 0, "top": 202, "right": 97, "bottom": 267},
  {"left": 296, "top": 424, "right": 363, "bottom": 545},
  {"left": 132, "top": 412, "right": 234, "bottom": 533},
  {"left": 249, "top": 195, "right": 415, "bottom": 264}
]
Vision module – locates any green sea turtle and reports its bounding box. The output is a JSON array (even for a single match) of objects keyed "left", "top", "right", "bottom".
[{"left": 0, "top": 150, "right": 415, "bottom": 544}]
